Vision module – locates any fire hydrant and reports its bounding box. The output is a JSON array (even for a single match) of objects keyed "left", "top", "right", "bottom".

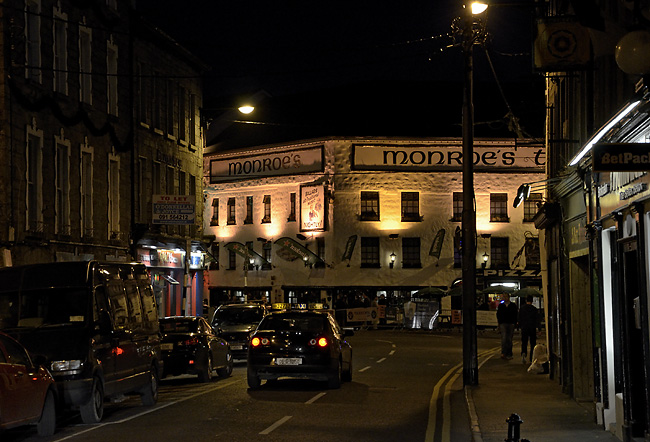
[{"left": 505, "top": 413, "right": 524, "bottom": 442}]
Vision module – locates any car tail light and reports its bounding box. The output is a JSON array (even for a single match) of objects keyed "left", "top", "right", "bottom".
[
  {"left": 251, "top": 337, "right": 269, "bottom": 347},
  {"left": 309, "top": 337, "right": 329, "bottom": 347},
  {"left": 182, "top": 337, "right": 199, "bottom": 346}
]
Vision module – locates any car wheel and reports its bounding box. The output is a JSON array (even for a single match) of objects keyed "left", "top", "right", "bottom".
[
  {"left": 342, "top": 357, "right": 352, "bottom": 382},
  {"left": 37, "top": 390, "right": 56, "bottom": 436},
  {"left": 80, "top": 377, "right": 104, "bottom": 424},
  {"left": 140, "top": 364, "right": 159, "bottom": 406},
  {"left": 198, "top": 354, "right": 213, "bottom": 383},
  {"left": 217, "top": 353, "right": 233, "bottom": 378},
  {"left": 328, "top": 359, "right": 342, "bottom": 389},
  {"left": 247, "top": 368, "right": 261, "bottom": 389}
]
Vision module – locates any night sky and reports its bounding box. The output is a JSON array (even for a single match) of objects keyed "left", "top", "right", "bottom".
[{"left": 135, "top": 1, "right": 544, "bottom": 144}]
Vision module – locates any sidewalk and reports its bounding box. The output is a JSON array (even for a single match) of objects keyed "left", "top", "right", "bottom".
[{"left": 463, "top": 350, "right": 621, "bottom": 442}]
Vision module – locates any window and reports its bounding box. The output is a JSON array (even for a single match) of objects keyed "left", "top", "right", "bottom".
[
  {"left": 523, "top": 193, "right": 542, "bottom": 222},
  {"left": 209, "top": 243, "right": 219, "bottom": 270},
  {"left": 262, "top": 242, "right": 272, "bottom": 270},
  {"left": 228, "top": 250, "right": 236, "bottom": 270},
  {"left": 178, "top": 85, "right": 186, "bottom": 142},
  {"left": 402, "top": 237, "right": 421, "bottom": 268},
  {"left": 106, "top": 38, "right": 118, "bottom": 116},
  {"left": 453, "top": 226, "right": 462, "bottom": 268},
  {"left": 227, "top": 198, "right": 236, "bottom": 225},
  {"left": 108, "top": 153, "right": 120, "bottom": 239},
  {"left": 53, "top": 7, "right": 68, "bottom": 94},
  {"left": 452, "top": 192, "right": 463, "bottom": 221},
  {"left": 136, "top": 157, "right": 147, "bottom": 223},
  {"left": 26, "top": 124, "right": 43, "bottom": 232},
  {"left": 167, "top": 80, "right": 176, "bottom": 137},
  {"left": 317, "top": 237, "right": 325, "bottom": 262},
  {"left": 262, "top": 195, "right": 271, "bottom": 223},
  {"left": 152, "top": 72, "right": 161, "bottom": 130},
  {"left": 166, "top": 166, "right": 175, "bottom": 194},
  {"left": 360, "top": 237, "right": 380, "bottom": 268},
  {"left": 525, "top": 237, "right": 541, "bottom": 269},
  {"left": 490, "top": 237, "right": 509, "bottom": 269},
  {"left": 360, "top": 191, "right": 379, "bottom": 221},
  {"left": 81, "top": 144, "right": 94, "bottom": 237},
  {"left": 401, "top": 192, "right": 420, "bottom": 222},
  {"left": 211, "top": 198, "right": 219, "bottom": 226},
  {"left": 152, "top": 161, "right": 161, "bottom": 195},
  {"left": 246, "top": 241, "right": 254, "bottom": 271},
  {"left": 55, "top": 135, "right": 71, "bottom": 235},
  {"left": 189, "top": 93, "right": 197, "bottom": 146},
  {"left": 79, "top": 25, "right": 92, "bottom": 104},
  {"left": 490, "top": 193, "right": 509, "bottom": 222},
  {"left": 189, "top": 174, "right": 196, "bottom": 197},
  {"left": 244, "top": 196, "right": 253, "bottom": 224},
  {"left": 288, "top": 192, "right": 296, "bottom": 221},
  {"left": 25, "top": 0, "right": 41, "bottom": 82},
  {"left": 178, "top": 170, "right": 186, "bottom": 196}
]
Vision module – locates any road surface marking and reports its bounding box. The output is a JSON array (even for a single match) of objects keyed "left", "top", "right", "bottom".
[
  {"left": 377, "top": 357, "right": 386, "bottom": 363},
  {"left": 389, "top": 350, "right": 396, "bottom": 355},
  {"left": 305, "top": 392, "right": 327, "bottom": 404},
  {"left": 359, "top": 366, "right": 371, "bottom": 372},
  {"left": 259, "top": 415, "right": 292, "bottom": 434}
]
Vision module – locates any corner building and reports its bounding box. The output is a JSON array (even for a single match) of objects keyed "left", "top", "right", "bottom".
[{"left": 203, "top": 136, "right": 545, "bottom": 314}]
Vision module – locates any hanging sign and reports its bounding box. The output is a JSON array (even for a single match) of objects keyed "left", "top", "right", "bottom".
[
  {"left": 342, "top": 235, "right": 357, "bottom": 261},
  {"left": 300, "top": 183, "right": 326, "bottom": 231},
  {"left": 429, "top": 229, "right": 446, "bottom": 258}
]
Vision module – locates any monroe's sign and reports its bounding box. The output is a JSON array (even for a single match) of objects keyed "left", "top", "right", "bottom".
[
  {"left": 209, "top": 146, "right": 323, "bottom": 183},
  {"left": 353, "top": 144, "right": 545, "bottom": 171}
]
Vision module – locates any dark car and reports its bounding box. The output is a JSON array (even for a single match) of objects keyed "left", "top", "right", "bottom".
[
  {"left": 160, "top": 316, "right": 233, "bottom": 382},
  {"left": 211, "top": 304, "right": 267, "bottom": 359},
  {"left": 0, "top": 332, "right": 56, "bottom": 436},
  {"left": 247, "top": 310, "right": 353, "bottom": 389}
]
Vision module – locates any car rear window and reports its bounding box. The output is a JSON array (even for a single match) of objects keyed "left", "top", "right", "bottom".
[
  {"left": 160, "top": 320, "right": 198, "bottom": 333},
  {"left": 258, "top": 315, "right": 325, "bottom": 332},
  {"left": 214, "top": 307, "right": 264, "bottom": 325}
]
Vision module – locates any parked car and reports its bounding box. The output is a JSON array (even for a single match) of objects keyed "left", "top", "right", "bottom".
[
  {"left": 160, "top": 316, "right": 233, "bottom": 382},
  {"left": 0, "top": 332, "right": 56, "bottom": 436},
  {"left": 247, "top": 309, "right": 353, "bottom": 389},
  {"left": 211, "top": 303, "right": 268, "bottom": 359},
  {"left": 0, "top": 261, "right": 163, "bottom": 424}
]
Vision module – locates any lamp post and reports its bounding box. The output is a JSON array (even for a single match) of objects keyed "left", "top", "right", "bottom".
[{"left": 461, "top": 0, "right": 488, "bottom": 387}]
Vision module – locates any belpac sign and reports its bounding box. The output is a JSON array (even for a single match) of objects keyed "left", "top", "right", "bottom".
[{"left": 592, "top": 143, "right": 650, "bottom": 172}]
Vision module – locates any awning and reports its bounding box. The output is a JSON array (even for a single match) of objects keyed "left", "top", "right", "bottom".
[
  {"left": 274, "top": 237, "right": 325, "bottom": 266},
  {"left": 224, "top": 242, "right": 270, "bottom": 267}
]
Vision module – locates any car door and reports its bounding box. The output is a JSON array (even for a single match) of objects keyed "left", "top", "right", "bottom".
[
  {"left": 201, "top": 318, "right": 226, "bottom": 366},
  {"left": 0, "top": 335, "right": 42, "bottom": 425}
]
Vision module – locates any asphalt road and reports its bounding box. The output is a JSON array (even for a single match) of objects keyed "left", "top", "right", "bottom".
[{"left": 4, "top": 329, "right": 501, "bottom": 442}]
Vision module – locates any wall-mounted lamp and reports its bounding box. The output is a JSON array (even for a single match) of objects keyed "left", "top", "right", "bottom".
[
  {"left": 389, "top": 252, "right": 396, "bottom": 269},
  {"left": 303, "top": 255, "right": 311, "bottom": 268},
  {"left": 482, "top": 252, "right": 489, "bottom": 269}
]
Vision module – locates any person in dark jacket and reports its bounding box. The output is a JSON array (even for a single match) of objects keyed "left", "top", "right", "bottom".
[
  {"left": 496, "top": 293, "right": 518, "bottom": 359},
  {"left": 518, "top": 294, "right": 539, "bottom": 364}
]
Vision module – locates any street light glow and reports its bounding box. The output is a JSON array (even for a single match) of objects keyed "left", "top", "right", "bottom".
[
  {"left": 471, "top": 1, "right": 488, "bottom": 14},
  {"left": 238, "top": 105, "right": 255, "bottom": 114}
]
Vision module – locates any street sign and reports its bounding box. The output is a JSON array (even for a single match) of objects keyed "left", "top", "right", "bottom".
[{"left": 152, "top": 195, "right": 195, "bottom": 225}]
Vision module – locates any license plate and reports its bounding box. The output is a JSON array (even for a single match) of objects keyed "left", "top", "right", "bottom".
[
  {"left": 231, "top": 345, "right": 243, "bottom": 350},
  {"left": 275, "top": 357, "right": 302, "bottom": 366},
  {"left": 161, "top": 343, "right": 173, "bottom": 351}
]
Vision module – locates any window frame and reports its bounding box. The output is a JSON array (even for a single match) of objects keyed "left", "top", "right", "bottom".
[
  {"left": 401, "top": 237, "right": 421, "bottom": 268},
  {"left": 523, "top": 193, "right": 543, "bottom": 222},
  {"left": 360, "top": 191, "right": 380, "bottom": 221},
  {"left": 227, "top": 198, "right": 236, "bottom": 225},
  {"left": 490, "top": 193, "right": 509, "bottom": 223},
  {"left": 452, "top": 192, "right": 463, "bottom": 221},
  {"left": 490, "top": 237, "right": 510, "bottom": 269},
  {"left": 360, "top": 237, "right": 380, "bottom": 268},
  {"left": 211, "top": 198, "right": 219, "bottom": 226},
  {"left": 401, "top": 192, "right": 421, "bottom": 222}
]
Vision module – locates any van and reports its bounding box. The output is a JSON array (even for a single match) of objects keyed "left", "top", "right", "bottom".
[{"left": 0, "top": 261, "right": 162, "bottom": 424}]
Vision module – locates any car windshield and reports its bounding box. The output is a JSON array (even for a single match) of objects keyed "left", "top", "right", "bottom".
[
  {"left": 0, "top": 288, "right": 89, "bottom": 329},
  {"left": 258, "top": 315, "right": 325, "bottom": 332},
  {"left": 214, "top": 307, "right": 264, "bottom": 325},
  {"left": 160, "top": 320, "right": 198, "bottom": 334}
]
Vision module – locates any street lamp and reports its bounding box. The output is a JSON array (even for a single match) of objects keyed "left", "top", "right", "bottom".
[
  {"left": 389, "top": 252, "right": 397, "bottom": 269},
  {"left": 460, "top": 0, "right": 488, "bottom": 387}
]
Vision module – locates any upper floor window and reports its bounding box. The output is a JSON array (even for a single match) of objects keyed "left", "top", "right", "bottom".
[
  {"left": 53, "top": 7, "right": 68, "bottom": 94},
  {"left": 523, "top": 193, "right": 543, "bottom": 222},
  {"left": 288, "top": 192, "right": 296, "bottom": 222},
  {"left": 108, "top": 152, "right": 120, "bottom": 239},
  {"left": 453, "top": 226, "right": 462, "bottom": 268},
  {"left": 136, "top": 157, "right": 147, "bottom": 224},
  {"left": 244, "top": 196, "right": 253, "bottom": 224},
  {"left": 402, "top": 237, "right": 421, "bottom": 268},
  {"left": 316, "top": 237, "right": 325, "bottom": 267},
  {"left": 25, "top": 0, "right": 42, "bottom": 82},
  {"left": 178, "top": 85, "right": 187, "bottom": 143},
  {"left": 152, "top": 161, "right": 161, "bottom": 195},
  {"left": 189, "top": 93, "right": 197, "bottom": 147},
  {"left": 525, "top": 236, "right": 541, "bottom": 269},
  {"left": 401, "top": 192, "right": 420, "bottom": 222},
  {"left": 360, "top": 191, "right": 380, "bottom": 221},
  {"left": 106, "top": 38, "right": 118, "bottom": 116},
  {"left": 81, "top": 143, "right": 94, "bottom": 237},
  {"left": 360, "top": 237, "right": 380, "bottom": 268},
  {"left": 209, "top": 243, "right": 219, "bottom": 270},
  {"left": 211, "top": 198, "right": 219, "bottom": 226},
  {"left": 262, "top": 241, "right": 272, "bottom": 270},
  {"left": 262, "top": 195, "right": 271, "bottom": 223},
  {"left": 452, "top": 192, "right": 463, "bottom": 221},
  {"left": 152, "top": 72, "right": 162, "bottom": 130},
  {"left": 167, "top": 80, "right": 176, "bottom": 138},
  {"left": 490, "top": 237, "right": 509, "bottom": 269},
  {"left": 55, "top": 133, "right": 71, "bottom": 235},
  {"left": 227, "top": 198, "right": 236, "bottom": 225},
  {"left": 79, "top": 24, "right": 92, "bottom": 104},
  {"left": 228, "top": 249, "right": 236, "bottom": 270},
  {"left": 165, "top": 166, "right": 175, "bottom": 194},
  {"left": 26, "top": 123, "right": 43, "bottom": 232},
  {"left": 490, "top": 193, "right": 509, "bottom": 222}
]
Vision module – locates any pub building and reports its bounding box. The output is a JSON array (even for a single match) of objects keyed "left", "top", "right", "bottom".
[{"left": 203, "top": 136, "right": 545, "bottom": 322}]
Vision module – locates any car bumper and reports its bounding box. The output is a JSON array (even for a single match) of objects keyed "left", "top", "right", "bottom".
[
  {"left": 162, "top": 352, "right": 202, "bottom": 376},
  {"left": 248, "top": 354, "right": 335, "bottom": 380}
]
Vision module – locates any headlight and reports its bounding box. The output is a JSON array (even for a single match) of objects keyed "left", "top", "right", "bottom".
[{"left": 51, "top": 359, "right": 83, "bottom": 375}]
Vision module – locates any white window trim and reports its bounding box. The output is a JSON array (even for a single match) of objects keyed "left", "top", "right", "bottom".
[
  {"left": 80, "top": 139, "right": 94, "bottom": 236},
  {"left": 25, "top": 119, "right": 43, "bottom": 231},
  {"left": 79, "top": 20, "right": 92, "bottom": 104},
  {"left": 54, "top": 130, "right": 71, "bottom": 235},
  {"left": 53, "top": 5, "right": 68, "bottom": 94}
]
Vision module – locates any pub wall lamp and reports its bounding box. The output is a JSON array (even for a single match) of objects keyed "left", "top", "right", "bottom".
[
  {"left": 482, "top": 252, "right": 489, "bottom": 269},
  {"left": 389, "top": 252, "right": 397, "bottom": 269}
]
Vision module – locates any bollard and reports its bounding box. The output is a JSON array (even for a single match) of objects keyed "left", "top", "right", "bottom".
[{"left": 505, "top": 413, "right": 523, "bottom": 442}]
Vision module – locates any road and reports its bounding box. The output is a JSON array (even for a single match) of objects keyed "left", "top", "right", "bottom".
[{"left": 4, "top": 329, "right": 501, "bottom": 442}]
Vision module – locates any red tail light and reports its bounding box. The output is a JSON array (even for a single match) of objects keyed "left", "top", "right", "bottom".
[
  {"left": 309, "top": 337, "right": 329, "bottom": 347},
  {"left": 251, "top": 337, "right": 270, "bottom": 347},
  {"left": 181, "top": 337, "right": 199, "bottom": 346}
]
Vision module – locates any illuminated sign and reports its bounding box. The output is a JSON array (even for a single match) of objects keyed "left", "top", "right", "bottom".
[
  {"left": 300, "top": 183, "right": 325, "bottom": 232},
  {"left": 593, "top": 143, "right": 650, "bottom": 171},
  {"left": 209, "top": 146, "right": 323, "bottom": 183},
  {"left": 353, "top": 144, "right": 545, "bottom": 171}
]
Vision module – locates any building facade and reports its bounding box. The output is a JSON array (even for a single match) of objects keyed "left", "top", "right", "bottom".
[{"left": 203, "top": 137, "right": 545, "bottom": 320}]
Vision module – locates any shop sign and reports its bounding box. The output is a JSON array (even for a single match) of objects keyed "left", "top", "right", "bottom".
[
  {"left": 152, "top": 195, "right": 195, "bottom": 225},
  {"left": 300, "top": 183, "right": 325, "bottom": 231},
  {"left": 477, "top": 310, "right": 498, "bottom": 327},
  {"left": 157, "top": 249, "right": 184, "bottom": 268},
  {"left": 593, "top": 143, "right": 650, "bottom": 171},
  {"left": 209, "top": 146, "right": 323, "bottom": 183},
  {"left": 352, "top": 143, "right": 545, "bottom": 171},
  {"left": 596, "top": 171, "right": 650, "bottom": 216},
  {"left": 190, "top": 252, "right": 204, "bottom": 269},
  {"left": 346, "top": 307, "right": 378, "bottom": 322}
]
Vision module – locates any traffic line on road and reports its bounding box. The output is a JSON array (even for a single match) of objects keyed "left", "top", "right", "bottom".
[
  {"left": 259, "top": 415, "right": 292, "bottom": 434},
  {"left": 377, "top": 357, "right": 387, "bottom": 363},
  {"left": 305, "top": 392, "right": 327, "bottom": 404},
  {"left": 389, "top": 350, "right": 396, "bottom": 356},
  {"left": 359, "top": 366, "right": 372, "bottom": 372}
]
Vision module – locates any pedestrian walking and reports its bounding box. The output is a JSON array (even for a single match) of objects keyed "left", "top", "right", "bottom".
[
  {"left": 497, "top": 293, "right": 518, "bottom": 359},
  {"left": 518, "top": 294, "right": 539, "bottom": 364}
]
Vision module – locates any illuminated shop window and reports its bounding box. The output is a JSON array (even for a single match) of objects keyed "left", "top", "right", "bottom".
[
  {"left": 227, "top": 198, "right": 236, "bottom": 225},
  {"left": 211, "top": 198, "right": 219, "bottom": 226},
  {"left": 402, "top": 237, "right": 421, "bottom": 268},
  {"left": 523, "top": 193, "right": 542, "bottom": 222},
  {"left": 401, "top": 192, "right": 420, "bottom": 222},
  {"left": 361, "top": 237, "right": 380, "bottom": 268},
  {"left": 452, "top": 192, "right": 463, "bottom": 222},
  {"left": 490, "top": 237, "right": 509, "bottom": 269},
  {"left": 245, "top": 196, "right": 253, "bottom": 224},
  {"left": 262, "top": 195, "right": 271, "bottom": 223},
  {"left": 360, "top": 191, "right": 380, "bottom": 221},
  {"left": 490, "top": 193, "right": 509, "bottom": 222}
]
